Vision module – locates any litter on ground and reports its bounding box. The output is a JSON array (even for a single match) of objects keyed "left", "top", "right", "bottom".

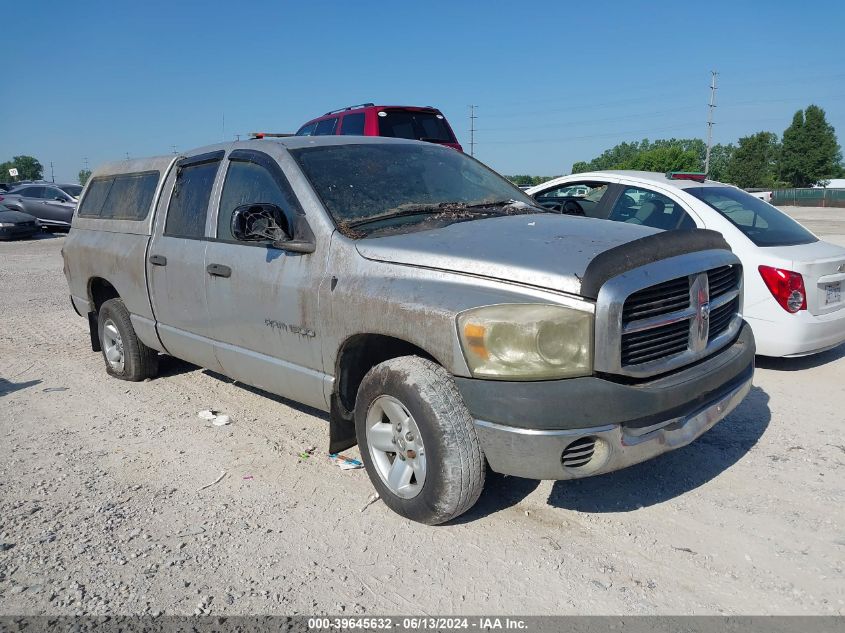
[{"left": 329, "top": 453, "right": 363, "bottom": 470}]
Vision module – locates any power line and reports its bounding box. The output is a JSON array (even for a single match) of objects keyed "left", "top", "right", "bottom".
[
  {"left": 468, "top": 105, "right": 477, "bottom": 156},
  {"left": 704, "top": 70, "right": 718, "bottom": 176}
]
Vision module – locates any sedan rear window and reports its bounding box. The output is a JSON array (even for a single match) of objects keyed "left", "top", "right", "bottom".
[
  {"left": 378, "top": 110, "right": 455, "bottom": 143},
  {"left": 685, "top": 186, "right": 817, "bottom": 247}
]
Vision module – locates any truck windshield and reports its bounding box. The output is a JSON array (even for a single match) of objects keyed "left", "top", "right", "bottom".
[
  {"left": 290, "top": 143, "right": 539, "bottom": 234},
  {"left": 685, "top": 186, "right": 817, "bottom": 247}
]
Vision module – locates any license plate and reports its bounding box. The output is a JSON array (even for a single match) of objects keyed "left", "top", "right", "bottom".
[{"left": 826, "top": 281, "right": 842, "bottom": 305}]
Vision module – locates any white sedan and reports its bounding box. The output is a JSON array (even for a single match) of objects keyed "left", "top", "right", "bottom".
[{"left": 526, "top": 171, "right": 845, "bottom": 357}]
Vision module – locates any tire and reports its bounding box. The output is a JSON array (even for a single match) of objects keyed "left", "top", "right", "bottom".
[
  {"left": 354, "top": 356, "right": 485, "bottom": 524},
  {"left": 97, "top": 298, "right": 159, "bottom": 381}
]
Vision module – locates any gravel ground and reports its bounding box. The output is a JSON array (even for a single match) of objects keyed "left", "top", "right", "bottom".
[{"left": 1, "top": 207, "right": 843, "bottom": 616}]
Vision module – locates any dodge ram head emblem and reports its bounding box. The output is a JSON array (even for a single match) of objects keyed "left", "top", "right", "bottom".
[{"left": 690, "top": 273, "right": 710, "bottom": 352}]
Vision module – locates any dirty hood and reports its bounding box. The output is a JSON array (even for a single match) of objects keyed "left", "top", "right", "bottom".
[{"left": 355, "top": 213, "right": 659, "bottom": 296}]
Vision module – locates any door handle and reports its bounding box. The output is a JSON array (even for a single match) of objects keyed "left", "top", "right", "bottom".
[
  {"left": 149, "top": 254, "right": 167, "bottom": 266},
  {"left": 206, "top": 263, "right": 232, "bottom": 278}
]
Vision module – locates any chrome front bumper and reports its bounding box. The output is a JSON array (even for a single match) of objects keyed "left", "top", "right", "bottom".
[{"left": 474, "top": 374, "right": 753, "bottom": 480}]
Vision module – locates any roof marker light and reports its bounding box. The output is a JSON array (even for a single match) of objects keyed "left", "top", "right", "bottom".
[{"left": 666, "top": 171, "right": 707, "bottom": 182}]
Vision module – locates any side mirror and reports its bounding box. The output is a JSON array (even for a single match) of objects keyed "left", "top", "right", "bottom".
[
  {"left": 231, "top": 203, "right": 290, "bottom": 242},
  {"left": 230, "top": 203, "right": 316, "bottom": 254},
  {"left": 55, "top": 195, "right": 69, "bottom": 202}
]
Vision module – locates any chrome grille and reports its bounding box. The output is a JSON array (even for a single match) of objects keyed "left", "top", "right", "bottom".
[
  {"left": 607, "top": 261, "right": 743, "bottom": 377},
  {"left": 622, "top": 277, "right": 690, "bottom": 321}
]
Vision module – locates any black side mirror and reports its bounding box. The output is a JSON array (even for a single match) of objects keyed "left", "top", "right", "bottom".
[
  {"left": 230, "top": 203, "right": 316, "bottom": 254},
  {"left": 231, "top": 203, "right": 290, "bottom": 242},
  {"left": 55, "top": 195, "right": 69, "bottom": 202}
]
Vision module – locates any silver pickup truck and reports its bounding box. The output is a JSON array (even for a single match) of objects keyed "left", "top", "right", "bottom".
[{"left": 63, "top": 136, "right": 755, "bottom": 524}]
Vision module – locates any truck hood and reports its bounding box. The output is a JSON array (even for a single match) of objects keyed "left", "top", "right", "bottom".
[{"left": 355, "top": 213, "right": 659, "bottom": 296}]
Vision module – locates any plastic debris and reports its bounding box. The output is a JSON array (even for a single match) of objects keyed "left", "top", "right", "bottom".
[
  {"left": 298, "top": 446, "right": 317, "bottom": 460},
  {"left": 212, "top": 415, "right": 231, "bottom": 426},
  {"left": 330, "top": 453, "right": 363, "bottom": 470},
  {"left": 42, "top": 387, "right": 69, "bottom": 393},
  {"left": 198, "top": 410, "right": 232, "bottom": 425},
  {"left": 361, "top": 493, "right": 380, "bottom": 512},
  {"left": 242, "top": 475, "right": 254, "bottom": 481},
  {"left": 197, "top": 470, "right": 227, "bottom": 492}
]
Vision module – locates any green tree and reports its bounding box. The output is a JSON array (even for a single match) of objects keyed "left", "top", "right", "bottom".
[
  {"left": 0, "top": 155, "right": 44, "bottom": 182},
  {"left": 779, "top": 105, "right": 842, "bottom": 186},
  {"left": 78, "top": 169, "right": 92, "bottom": 185},
  {"left": 570, "top": 138, "right": 706, "bottom": 174},
  {"left": 724, "top": 132, "right": 780, "bottom": 188},
  {"left": 707, "top": 143, "right": 735, "bottom": 182}
]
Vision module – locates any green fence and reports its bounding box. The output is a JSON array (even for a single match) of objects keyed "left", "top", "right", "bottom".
[{"left": 772, "top": 188, "right": 845, "bottom": 207}]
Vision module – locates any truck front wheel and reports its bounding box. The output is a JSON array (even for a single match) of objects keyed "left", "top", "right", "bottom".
[
  {"left": 354, "top": 356, "right": 485, "bottom": 524},
  {"left": 97, "top": 298, "right": 159, "bottom": 382}
]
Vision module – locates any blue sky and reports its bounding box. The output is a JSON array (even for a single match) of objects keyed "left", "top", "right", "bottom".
[{"left": 1, "top": 0, "right": 843, "bottom": 182}]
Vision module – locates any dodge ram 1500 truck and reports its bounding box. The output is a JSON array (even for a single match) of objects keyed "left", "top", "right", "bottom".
[{"left": 63, "top": 136, "right": 755, "bottom": 524}]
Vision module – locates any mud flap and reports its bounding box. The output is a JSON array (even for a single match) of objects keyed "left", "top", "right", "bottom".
[
  {"left": 329, "top": 393, "right": 357, "bottom": 454},
  {"left": 88, "top": 311, "right": 101, "bottom": 352}
]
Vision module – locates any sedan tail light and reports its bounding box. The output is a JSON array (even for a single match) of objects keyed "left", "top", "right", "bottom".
[{"left": 758, "top": 265, "right": 807, "bottom": 313}]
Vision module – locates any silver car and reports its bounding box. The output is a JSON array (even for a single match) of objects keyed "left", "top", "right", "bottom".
[{"left": 2, "top": 183, "right": 82, "bottom": 229}]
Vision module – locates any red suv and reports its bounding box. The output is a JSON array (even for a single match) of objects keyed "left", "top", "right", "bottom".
[{"left": 295, "top": 104, "right": 463, "bottom": 152}]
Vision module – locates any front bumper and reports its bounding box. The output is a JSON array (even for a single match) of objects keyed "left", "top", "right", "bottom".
[
  {"left": 0, "top": 224, "right": 39, "bottom": 240},
  {"left": 455, "top": 323, "right": 755, "bottom": 480}
]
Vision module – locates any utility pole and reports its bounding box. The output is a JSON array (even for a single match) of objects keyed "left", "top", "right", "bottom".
[
  {"left": 171, "top": 145, "right": 178, "bottom": 155},
  {"left": 468, "top": 105, "right": 477, "bottom": 157},
  {"left": 704, "top": 70, "right": 718, "bottom": 176},
  {"left": 50, "top": 161, "right": 55, "bottom": 183},
  {"left": 125, "top": 152, "right": 131, "bottom": 161}
]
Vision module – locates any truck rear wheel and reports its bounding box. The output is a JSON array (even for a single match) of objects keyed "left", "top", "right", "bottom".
[
  {"left": 354, "top": 356, "right": 485, "bottom": 524},
  {"left": 98, "top": 298, "right": 159, "bottom": 381}
]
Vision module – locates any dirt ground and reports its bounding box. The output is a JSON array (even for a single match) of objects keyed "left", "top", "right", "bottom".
[{"left": 1, "top": 207, "right": 843, "bottom": 616}]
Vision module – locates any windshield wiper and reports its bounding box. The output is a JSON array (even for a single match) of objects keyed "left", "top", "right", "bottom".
[{"left": 345, "top": 206, "right": 446, "bottom": 229}]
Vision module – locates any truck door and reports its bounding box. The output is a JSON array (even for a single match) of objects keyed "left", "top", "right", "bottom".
[
  {"left": 147, "top": 150, "right": 225, "bottom": 373},
  {"left": 203, "top": 148, "right": 329, "bottom": 411}
]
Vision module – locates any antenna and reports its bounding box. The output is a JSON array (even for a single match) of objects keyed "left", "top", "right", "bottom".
[
  {"left": 468, "top": 105, "right": 478, "bottom": 157},
  {"left": 704, "top": 70, "right": 718, "bottom": 176}
]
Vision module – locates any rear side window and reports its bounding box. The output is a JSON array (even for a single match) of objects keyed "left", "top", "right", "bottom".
[
  {"left": 378, "top": 110, "right": 455, "bottom": 143},
  {"left": 313, "top": 117, "right": 339, "bottom": 136},
  {"left": 165, "top": 159, "right": 221, "bottom": 238},
  {"left": 340, "top": 113, "right": 365, "bottom": 135},
  {"left": 296, "top": 122, "right": 317, "bottom": 136},
  {"left": 77, "top": 171, "right": 160, "bottom": 220},
  {"left": 78, "top": 179, "right": 113, "bottom": 217},
  {"left": 686, "top": 186, "right": 817, "bottom": 246},
  {"left": 608, "top": 186, "right": 693, "bottom": 231}
]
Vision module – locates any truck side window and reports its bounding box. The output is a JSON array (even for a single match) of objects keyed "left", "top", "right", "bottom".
[
  {"left": 218, "top": 160, "right": 292, "bottom": 241},
  {"left": 165, "top": 159, "right": 220, "bottom": 238}
]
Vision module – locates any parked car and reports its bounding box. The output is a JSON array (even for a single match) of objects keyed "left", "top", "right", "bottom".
[
  {"left": 0, "top": 183, "right": 83, "bottom": 230},
  {"left": 295, "top": 103, "right": 463, "bottom": 151},
  {"left": 527, "top": 171, "right": 845, "bottom": 357},
  {"left": 63, "top": 139, "right": 754, "bottom": 524},
  {"left": 0, "top": 209, "right": 40, "bottom": 240}
]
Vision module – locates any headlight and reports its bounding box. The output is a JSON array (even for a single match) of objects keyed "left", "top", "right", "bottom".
[
  {"left": 0, "top": 222, "right": 14, "bottom": 227},
  {"left": 457, "top": 304, "right": 593, "bottom": 380}
]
